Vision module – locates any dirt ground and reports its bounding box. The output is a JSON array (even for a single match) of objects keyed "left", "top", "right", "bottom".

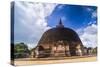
[{"left": 13, "top": 56, "right": 97, "bottom": 66}]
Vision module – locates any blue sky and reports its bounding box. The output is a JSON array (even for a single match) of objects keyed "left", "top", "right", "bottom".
[
  {"left": 12, "top": 1, "right": 97, "bottom": 48},
  {"left": 47, "top": 4, "right": 97, "bottom": 30}
]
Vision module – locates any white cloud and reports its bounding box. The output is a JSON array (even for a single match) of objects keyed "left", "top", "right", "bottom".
[
  {"left": 58, "top": 5, "right": 65, "bottom": 9},
  {"left": 88, "top": 21, "right": 97, "bottom": 25},
  {"left": 14, "top": 2, "right": 57, "bottom": 48},
  {"left": 88, "top": 10, "right": 97, "bottom": 25},
  {"left": 77, "top": 24, "right": 97, "bottom": 48},
  {"left": 77, "top": 8, "right": 97, "bottom": 48},
  {"left": 92, "top": 10, "right": 97, "bottom": 18},
  {"left": 86, "top": 7, "right": 93, "bottom": 12}
]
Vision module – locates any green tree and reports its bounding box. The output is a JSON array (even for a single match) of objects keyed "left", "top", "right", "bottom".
[
  {"left": 14, "top": 43, "right": 30, "bottom": 58},
  {"left": 93, "top": 47, "right": 97, "bottom": 55}
]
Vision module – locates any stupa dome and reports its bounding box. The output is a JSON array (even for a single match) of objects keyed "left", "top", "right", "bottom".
[
  {"left": 35, "top": 19, "right": 84, "bottom": 57},
  {"left": 38, "top": 19, "right": 82, "bottom": 47}
]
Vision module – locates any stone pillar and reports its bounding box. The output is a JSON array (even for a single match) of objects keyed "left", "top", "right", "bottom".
[
  {"left": 31, "top": 51, "right": 35, "bottom": 58},
  {"left": 35, "top": 48, "right": 39, "bottom": 58},
  {"left": 76, "top": 49, "right": 82, "bottom": 56},
  {"left": 76, "top": 45, "right": 82, "bottom": 56},
  {"left": 51, "top": 45, "right": 57, "bottom": 57},
  {"left": 65, "top": 45, "right": 70, "bottom": 56}
]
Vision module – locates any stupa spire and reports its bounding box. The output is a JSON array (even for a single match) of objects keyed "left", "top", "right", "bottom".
[
  {"left": 59, "top": 19, "right": 62, "bottom": 25},
  {"left": 56, "top": 19, "right": 64, "bottom": 28}
]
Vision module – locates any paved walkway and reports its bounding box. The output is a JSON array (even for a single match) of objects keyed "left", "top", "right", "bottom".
[{"left": 14, "top": 56, "right": 97, "bottom": 66}]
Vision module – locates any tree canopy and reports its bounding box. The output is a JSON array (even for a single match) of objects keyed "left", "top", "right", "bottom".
[{"left": 14, "top": 43, "right": 30, "bottom": 58}]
